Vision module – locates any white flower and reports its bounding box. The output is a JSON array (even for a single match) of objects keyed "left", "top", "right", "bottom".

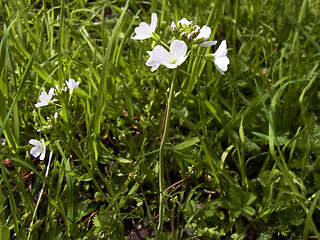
[
  {"left": 132, "top": 13, "right": 157, "bottom": 40},
  {"left": 54, "top": 112, "right": 58, "bottom": 119},
  {"left": 195, "top": 25, "right": 211, "bottom": 41},
  {"left": 178, "top": 18, "right": 193, "bottom": 27},
  {"left": 194, "top": 25, "right": 217, "bottom": 47},
  {"left": 146, "top": 40, "right": 188, "bottom": 72},
  {"left": 29, "top": 139, "right": 46, "bottom": 160},
  {"left": 35, "top": 88, "right": 55, "bottom": 108},
  {"left": 213, "top": 40, "right": 230, "bottom": 75},
  {"left": 66, "top": 79, "right": 80, "bottom": 90}
]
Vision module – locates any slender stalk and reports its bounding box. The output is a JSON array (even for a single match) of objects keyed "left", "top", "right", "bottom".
[
  {"left": 139, "top": 182, "right": 153, "bottom": 224},
  {"left": 164, "top": 175, "right": 190, "bottom": 194},
  {"left": 157, "top": 70, "right": 177, "bottom": 233},
  {"left": 27, "top": 151, "right": 53, "bottom": 240}
]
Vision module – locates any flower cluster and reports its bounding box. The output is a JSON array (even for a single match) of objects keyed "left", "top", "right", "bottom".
[
  {"left": 132, "top": 13, "right": 229, "bottom": 74},
  {"left": 29, "top": 78, "right": 80, "bottom": 160},
  {"left": 35, "top": 79, "right": 80, "bottom": 109},
  {"left": 171, "top": 18, "right": 216, "bottom": 47}
]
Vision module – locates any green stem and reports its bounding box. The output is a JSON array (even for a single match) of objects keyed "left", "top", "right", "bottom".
[
  {"left": 160, "top": 39, "right": 170, "bottom": 50},
  {"left": 157, "top": 70, "right": 177, "bottom": 233},
  {"left": 27, "top": 151, "right": 53, "bottom": 240}
]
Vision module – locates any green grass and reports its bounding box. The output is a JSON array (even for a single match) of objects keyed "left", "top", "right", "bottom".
[{"left": 1, "top": 0, "right": 320, "bottom": 239}]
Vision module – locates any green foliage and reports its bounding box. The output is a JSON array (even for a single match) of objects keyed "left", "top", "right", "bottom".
[{"left": 0, "top": 0, "right": 320, "bottom": 239}]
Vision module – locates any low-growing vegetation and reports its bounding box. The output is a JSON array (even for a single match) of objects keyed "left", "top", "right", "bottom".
[{"left": 0, "top": 0, "right": 320, "bottom": 239}]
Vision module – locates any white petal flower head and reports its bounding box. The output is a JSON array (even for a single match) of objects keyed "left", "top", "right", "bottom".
[
  {"left": 194, "top": 25, "right": 217, "bottom": 47},
  {"left": 132, "top": 13, "right": 157, "bottom": 40},
  {"left": 35, "top": 88, "right": 55, "bottom": 108},
  {"left": 195, "top": 25, "right": 212, "bottom": 41},
  {"left": 178, "top": 18, "right": 193, "bottom": 27},
  {"left": 146, "top": 40, "right": 188, "bottom": 72},
  {"left": 29, "top": 139, "right": 46, "bottom": 160},
  {"left": 66, "top": 79, "right": 80, "bottom": 90},
  {"left": 213, "top": 40, "right": 230, "bottom": 75}
]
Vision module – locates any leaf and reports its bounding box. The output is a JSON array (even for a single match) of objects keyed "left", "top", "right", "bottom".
[
  {"left": 171, "top": 137, "right": 200, "bottom": 151},
  {"left": 0, "top": 225, "right": 10, "bottom": 240},
  {"left": 239, "top": 116, "right": 245, "bottom": 143},
  {"left": 303, "top": 190, "right": 320, "bottom": 240},
  {"left": 230, "top": 185, "right": 243, "bottom": 209},
  {"left": 76, "top": 201, "right": 89, "bottom": 217},
  {"left": 93, "top": 215, "right": 101, "bottom": 228},
  {"left": 289, "top": 16, "right": 320, "bottom": 53},
  {"left": 204, "top": 100, "right": 222, "bottom": 124},
  {"left": 220, "top": 144, "right": 234, "bottom": 169},
  {"left": 252, "top": 131, "right": 290, "bottom": 145},
  {"left": 242, "top": 206, "right": 255, "bottom": 216},
  {"left": 155, "top": 232, "right": 170, "bottom": 240},
  {"left": 242, "top": 192, "right": 256, "bottom": 206},
  {"left": 64, "top": 171, "right": 91, "bottom": 182},
  {"left": 117, "top": 157, "right": 132, "bottom": 164}
]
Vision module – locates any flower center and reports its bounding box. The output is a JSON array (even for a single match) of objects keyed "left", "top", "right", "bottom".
[{"left": 170, "top": 56, "right": 177, "bottom": 64}]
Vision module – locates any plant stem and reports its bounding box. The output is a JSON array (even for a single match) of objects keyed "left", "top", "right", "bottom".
[
  {"left": 157, "top": 70, "right": 177, "bottom": 233},
  {"left": 27, "top": 151, "right": 53, "bottom": 240}
]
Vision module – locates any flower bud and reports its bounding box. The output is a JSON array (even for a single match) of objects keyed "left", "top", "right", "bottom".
[
  {"left": 179, "top": 31, "right": 187, "bottom": 38},
  {"left": 171, "top": 21, "right": 177, "bottom": 31}
]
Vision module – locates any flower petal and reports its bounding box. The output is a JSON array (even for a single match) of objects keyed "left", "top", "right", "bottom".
[
  {"left": 146, "top": 45, "right": 171, "bottom": 71},
  {"left": 146, "top": 54, "right": 161, "bottom": 71},
  {"left": 132, "top": 22, "right": 152, "bottom": 40},
  {"left": 194, "top": 25, "right": 212, "bottom": 41},
  {"left": 29, "top": 139, "right": 41, "bottom": 146},
  {"left": 178, "top": 18, "right": 192, "bottom": 27},
  {"left": 39, "top": 151, "right": 46, "bottom": 160},
  {"left": 214, "top": 56, "right": 230, "bottom": 75},
  {"left": 151, "top": 45, "right": 171, "bottom": 60},
  {"left": 199, "top": 41, "right": 217, "bottom": 47},
  {"left": 170, "top": 40, "right": 187, "bottom": 60},
  {"left": 150, "top": 13, "right": 157, "bottom": 32},
  {"left": 48, "top": 88, "right": 55, "bottom": 97},
  {"left": 38, "top": 91, "right": 49, "bottom": 103},
  {"left": 39, "top": 139, "right": 46, "bottom": 160},
  {"left": 66, "top": 79, "right": 72, "bottom": 89},
  {"left": 66, "top": 79, "right": 80, "bottom": 90},
  {"left": 35, "top": 101, "right": 48, "bottom": 108},
  {"left": 30, "top": 146, "right": 41, "bottom": 158},
  {"left": 163, "top": 55, "right": 188, "bottom": 69},
  {"left": 175, "top": 55, "right": 188, "bottom": 66},
  {"left": 213, "top": 40, "right": 227, "bottom": 58}
]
